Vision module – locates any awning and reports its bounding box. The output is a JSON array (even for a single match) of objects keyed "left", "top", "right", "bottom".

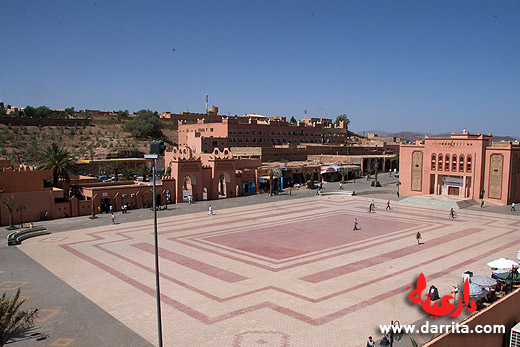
[
  {"left": 257, "top": 176, "right": 280, "bottom": 183},
  {"left": 320, "top": 166, "right": 335, "bottom": 174}
]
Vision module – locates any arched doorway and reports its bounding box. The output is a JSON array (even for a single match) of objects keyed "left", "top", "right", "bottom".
[
  {"left": 218, "top": 172, "right": 232, "bottom": 198},
  {"left": 182, "top": 174, "right": 197, "bottom": 201}
]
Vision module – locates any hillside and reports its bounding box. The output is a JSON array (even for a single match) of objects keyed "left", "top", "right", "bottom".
[{"left": 0, "top": 114, "right": 177, "bottom": 167}]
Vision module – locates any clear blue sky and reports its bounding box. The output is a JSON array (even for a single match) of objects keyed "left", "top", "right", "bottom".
[{"left": 1, "top": 1, "right": 519, "bottom": 136}]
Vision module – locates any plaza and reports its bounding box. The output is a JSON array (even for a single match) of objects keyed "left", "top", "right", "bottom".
[{"left": 2, "top": 183, "right": 519, "bottom": 346}]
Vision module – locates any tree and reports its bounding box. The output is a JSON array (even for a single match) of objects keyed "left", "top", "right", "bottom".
[
  {"left": 34, "top": 106, "right": 52, "bottom": 118},
  {"left": 136, "top": 164, "right": 150, "bottom": 182},
  {"left": 0, "top": 288, "right": 39, "bottom": 346},
  {"left": 122, "top": 109, "right": 163, "bottom": 139},
  {"left": 64, "top": 107, "right": 75, "bottom": 117},
  {"left": 334, "top": 114, "right": 350, "bottom": 127},
  {"left": 117, "top": 110, "right": 129, "bottom": 118},
  {"left": 1, "top": 194, "right": 15, "bottom": 229},
  {"left": 39, "top": 143, "right": 74, "bottom": 192},
  {"left": 339, "top": 168, "right": 348, "bottom": 183},
  {"left": 121, "top": 168, "right": 134, "bottom": 181},
  {"left": 289, "top": 116, "right": 297, "bottom": 124},
  {"left": 109, "top": 161, "right": 125, "bottom": 181},
  {"left": 90, "top": 193, "right": 98, "bottom": 219},
  {"left": 23, "top": 106, "right": 35, "bottom": 118}
]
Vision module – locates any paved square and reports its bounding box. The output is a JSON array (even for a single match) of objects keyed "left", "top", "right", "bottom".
[{"left": 17, "top": 196, "right": 520, "bottom": 346}]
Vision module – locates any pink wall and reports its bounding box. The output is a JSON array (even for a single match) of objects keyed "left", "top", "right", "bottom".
[{"left": 424, "top": 288, "right": 520, "bottom": 347}]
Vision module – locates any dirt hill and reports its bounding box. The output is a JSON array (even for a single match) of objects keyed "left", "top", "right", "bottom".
[{"left": 0, "top": 114, "right": 177, "bottom": 168}]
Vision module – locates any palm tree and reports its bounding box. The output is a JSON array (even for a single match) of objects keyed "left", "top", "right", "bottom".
[
  {"left": 0, "top": 288, "right": 39, "bottom": 346},
  {"left": 39, "top": 143, "right": 74, "bottom": 189},
  {"left": 90, "top": 193, "right": 98, "bottom": 219},
  {"left": 109, "top": 161, "right": 125, "bottom": 181},
  {"left": 339, "top": 168, "right": 348, "bottom": 183},
  {"left": 121, "top": 168, "right": 134, "bottom": 181},
  {"left": 1, "top": 194, "right": 15, "bottom": 229},
  {"left": 136, "top": 165, "right": 150, "bottom": 182}
]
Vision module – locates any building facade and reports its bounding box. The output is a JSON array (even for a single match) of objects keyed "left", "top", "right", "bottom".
[
  {"left": 178, "top": 117, "right": 349, "bottom": 153},
  {"left": 399, "top": 131, "right": 520, "bottom": 205}
]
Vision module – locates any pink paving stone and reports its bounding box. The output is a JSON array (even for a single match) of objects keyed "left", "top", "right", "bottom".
[
  {"left": 204, "top": 213, "right": 415, "bottom": 260},
  {"left": 132, "top": 242, "right": 248, "bottom": 283}
]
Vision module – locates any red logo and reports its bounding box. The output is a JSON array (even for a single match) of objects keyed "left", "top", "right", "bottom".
[{"left": 406, "top": 273, "right": 476, "bottom": 319}]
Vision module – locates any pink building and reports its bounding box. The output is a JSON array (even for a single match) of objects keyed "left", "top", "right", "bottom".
[
  {"left": 178, "top": 117, "right": 328, "bottom": 153},
  {"left": 399, "top": 131, "right": 520, "bottom": 205}
]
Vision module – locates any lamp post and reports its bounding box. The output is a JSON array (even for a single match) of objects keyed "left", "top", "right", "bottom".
[
  {"left": 145, "top": 153, "right": 163, "bottom": 347},
  {"left": 16, "top": 205, "right": 26, "bottom": 228}
]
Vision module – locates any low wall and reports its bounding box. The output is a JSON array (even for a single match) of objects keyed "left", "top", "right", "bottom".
[
  {"left": 0, "top": 117, "right": 91, "bottom": 127},
  {"left": 424, "top": 288, "right": 520, "bottom": 347}
]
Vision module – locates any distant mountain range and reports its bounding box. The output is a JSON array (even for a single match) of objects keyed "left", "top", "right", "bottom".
[{"left": 355, "top": 130, "right": 519, "bottom": 143}]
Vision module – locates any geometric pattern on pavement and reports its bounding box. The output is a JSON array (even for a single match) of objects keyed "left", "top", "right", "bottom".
[{"left": 19, "top": 196, "right": 520, "bottom": 346}]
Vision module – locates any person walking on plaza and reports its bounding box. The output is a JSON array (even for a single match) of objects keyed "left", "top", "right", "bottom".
[
  {"left": 416, "top": 232, "right": 422, "bottom": 245},
  {"left": 449, "top": 208, "right": 455, "bottom": 218},
  {"left": 110, "top": 213, "right": 115, "bottom": 225},
  {"left": 208, "top": 205, "right": 213, "bottom": 215},
  {"left": 353, "top": 218, "right": 359, "bottom": 231},
  {"left": 481, "top": 200, "right": 484, "bottom": 208},
  {"left": 339, "top": 182, "right": 343, "bottom": 189},
  {"left": 366, "top": 336, "right": 375, "bottom": 347},
  {"left": 512, "top": 202, "right": 516, "bottom": 211},
  {"left": 386, "top": 200, "right": 391, "bottom": 210}
]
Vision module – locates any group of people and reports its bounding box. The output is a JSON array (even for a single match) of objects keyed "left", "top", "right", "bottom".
[{"left": 39, "top": 211, "right": 49, "bottom": 221}]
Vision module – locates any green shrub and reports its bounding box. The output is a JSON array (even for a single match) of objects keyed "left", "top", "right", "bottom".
[{"left": 371, "top": 180, "right": 382, "bottom": 187}]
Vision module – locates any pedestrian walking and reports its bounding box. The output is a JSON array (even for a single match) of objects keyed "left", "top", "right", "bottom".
[
  {"left": 386, "top": 200, "right": 391, "bottom": 210},
  {"left": 449, "top": 208, "right": 455, "bottom": 218},
  {"left": 353, "top": 218, "right": 359, "bottom": 230},
  {"left": 416, "top": 232, "right": 421, "bottom": 245},
  {"left": 289, "top": 187, "right": 292, "bottom": 195},
  {"left": 109, "top": 205, "right": 113, "bottom": 213},
  {"left": 396, "top": 190, "right": 400, "bottom": 198},
  {"left": 481, "top": 200, "right": 484, "bottom": 208},
  {"left": 512, "top": 202, "right": 516, "bottom": 211},
  {"left": 339, "top": 182, "right": 343, "bottom": 189},
  {"left": 110, "top": 213, "right": 115, "bottom": 225},
  {"left": 208, "top": 205, "right": 213, "bottom": 215},
  {"left": 368, "top": 203, "right": 373, "bottom": 213},
  {"left": 366, "top": 336, "right": 375, "bottom": 347},
  {"left": 366, "top": 174, "right": 369, "bottom": 181}
]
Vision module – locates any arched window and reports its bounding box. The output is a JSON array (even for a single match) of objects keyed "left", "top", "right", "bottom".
[
  {"left": 438, "top": 154, "right": 443, "bottom": 171},
  {"left": 452, "top": 154, "right": 457, "bottom": 171},
  {"left": 459, "top": 155, "right": 464, "bottom": 172},
  {"left": 445, "top": 154, "right": 450, "bottom": 171},
  {"left": 466, "top": 155, "right": 472, "bottom": 173},
  {"left": 431, "top": 154, "right": 436, "bottom": 170}
]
